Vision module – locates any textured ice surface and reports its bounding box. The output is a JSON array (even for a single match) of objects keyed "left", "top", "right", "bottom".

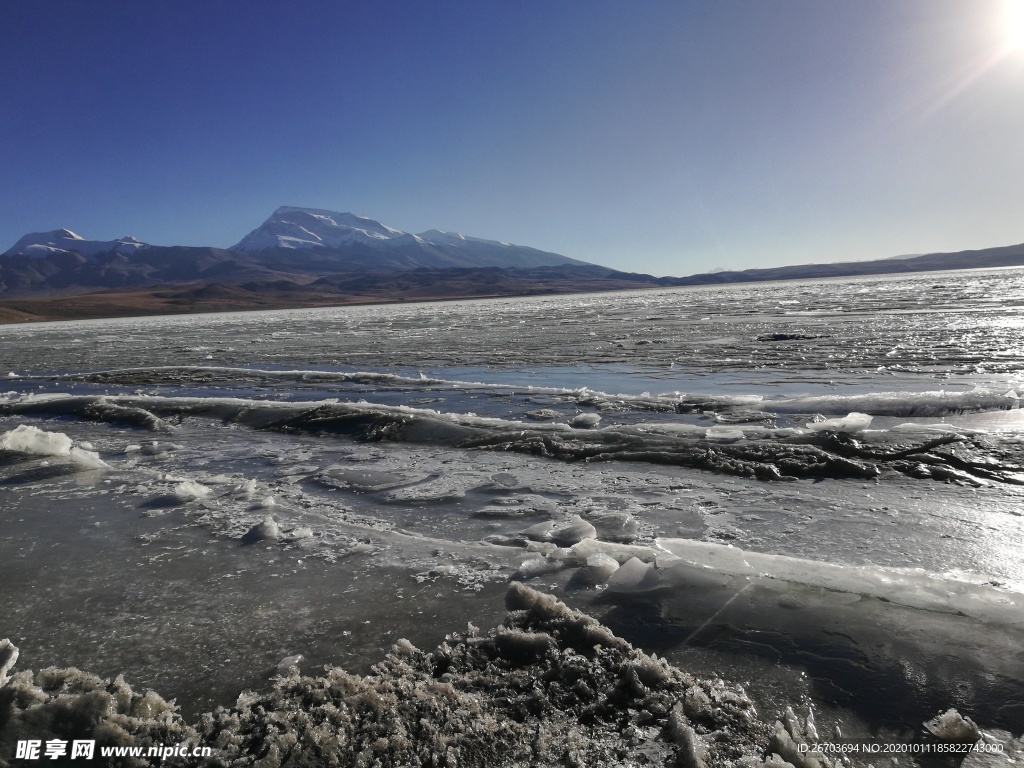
[
  {"left": 0, "top": 587, "right": 909, "bottom": 768},
  {"left": 2, "top": 268, "right": 1023, "bottom": 377},
  {"left": 4, "top": 588, "right": 1018, "bottom": 766},
  {"left": 2, "top": 269, "right": 1024, "bottom": 755},
  {"left": 4, "top": 390, "right": 1022, "bottom": 485}
]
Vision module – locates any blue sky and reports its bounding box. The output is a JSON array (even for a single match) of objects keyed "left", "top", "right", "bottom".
[{"left": 2, "top": 0, "right": 1022, "bottom": 275}]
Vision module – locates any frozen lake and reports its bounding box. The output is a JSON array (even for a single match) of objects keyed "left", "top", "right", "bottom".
[{"left": 2, "top": 267, "right": 1023, "bottom": 761}]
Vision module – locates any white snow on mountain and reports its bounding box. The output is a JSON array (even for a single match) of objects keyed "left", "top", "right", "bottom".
[
  {"left": 231, "top": 207, "right": 519, "bottom": 252},
  {"left": 416, "top": 229, "right": 513, "bottom": 248},
  {"left": 231, "top": 207, "right": 407, "bottom": 251},
  {"left": 2, "top": 229, "right": 147, "bottom": 260},
  {"left": 1, "top": 207, "right": 581, "bottom": 273}
]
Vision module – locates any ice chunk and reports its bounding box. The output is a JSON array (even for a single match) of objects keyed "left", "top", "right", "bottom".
[
  {"left": 585, "top": 553, "right": 620, "bottom": 583},
  {"left": 569, "top": 413, "right": 602, "bottom": 429},
  {"left": 0, "top": 639, "right": 17, "bottom": 688},
  {"left": 517, "top": 557, "right": 564, "bottom": 578},
  {"left": 0, "top": 425, "right": 72, "bottom": 456},
  {"left": 805, "top": 412, "right": 873, "bottom": 433},
  {"left": 924, "top": 709, "right": 981, "bottom": 742},
  {"left": 0, "top": 425, "right": 109, "bottom": 469},
  {"left": 568, "top": 538, "right": 659, "bottom": 564},
  {"left": 656, "top": 539, "right": 756, "bottom": 576},
  {"left": 140, "top": 441, "right": 183, "bottom": 456},
  {"left": 232, "top": 479, "right": 259, "bottom": 499},
  {"left": 244, "top": 515, "right": 281, "bottom": 542},
  {"left": 68, "top": 446, "right": 111, "bottom": 470},
  {"left": 587, "top": 511, "right": 640, "bottom": 543},
  {"left": 392, "top": 638, "right": 418, "bottom": 655},
  {"left": 656, "top": 538, "right": 1024, "bottom": 627},
  {"left": 607, "top": 557, "right": 663, "bottom": 593},
  {"left": 473, "top": 504, "right": 542, "bottom": 519},
  {"left": 705, "top": 426, "right": 745, "bottom": 440},
  {"left": 666, "top": 708, "right": 709, "bottom": 767},
  {"left": 518, "top": 520, "right": 555, "bottom": 541},
  {"left": 174, "top": 480, "right": 211, "bottom": 502},
  {"left": 768, "top": 706, "right": 825, "bottom": 768},
  {"left": 288, "top": 527, "right": 314, "bottom": 540},
  {"left": 524, "top": 541, "right": 557, "bottom": 555},
  {"left": 276, "top": 654, "right": 304, "bottom": 676},
  {"left": 524, "top": 408, "right": 561, "bottom": 420},
  {"left": 549, "top": 515, "right": 597, "bottom": 546}
]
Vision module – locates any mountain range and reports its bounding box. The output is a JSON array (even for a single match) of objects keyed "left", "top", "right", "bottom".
[
  {"left": 1, "top": 206, "right": 1023, "bottom": 322},
  {"left": 0, "top": 207, "right": 586, "bottom": 297}
]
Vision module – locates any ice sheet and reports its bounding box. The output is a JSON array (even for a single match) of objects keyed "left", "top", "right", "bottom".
[{"left": 655, "top": 538, "right": 1024, "bottom": 627}]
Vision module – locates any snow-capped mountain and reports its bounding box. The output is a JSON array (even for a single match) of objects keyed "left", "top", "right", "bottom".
[
  {"left": 231, "top": 208, "right": 407, "bottom": 251},
  {"left": 0, "top": 208, "right": 594, "bottom": 297},
  {"left": 2, "top": 229, "right": 148, "bottom": 260},
  {"left": 230, "top": 206, "right": 586, "bottom": 270}
]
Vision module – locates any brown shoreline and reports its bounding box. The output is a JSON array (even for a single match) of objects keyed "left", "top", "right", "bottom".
[{"left": 0, "top": 279, "right": 649, "bottom": 325}]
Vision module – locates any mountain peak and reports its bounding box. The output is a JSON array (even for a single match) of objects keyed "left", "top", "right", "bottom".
[
  {"left": 231, "top": 207, "right": 405, "bottom": 252},
  {"left": 227, "top": 206, "right": 587, "bottom": 270},
  {"left": 2, "top": 230, "right": 148, "bottom": 260}
]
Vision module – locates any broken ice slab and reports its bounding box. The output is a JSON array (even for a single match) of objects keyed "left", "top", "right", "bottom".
[{"left": 654, "top": 537, "right": 1024, "bottom": 627}]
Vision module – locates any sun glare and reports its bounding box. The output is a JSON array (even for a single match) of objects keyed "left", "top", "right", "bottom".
[{"left": 1002, "top": 0, "right": 1024, "bottom": 53}]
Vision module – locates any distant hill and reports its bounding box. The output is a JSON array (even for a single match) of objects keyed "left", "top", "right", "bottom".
[
  {"left": 669, "top": 242, "right": 1024, "bottom": 285},
  {"left": 0, "top": 265, "right": 657, "bottom": 323}
]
